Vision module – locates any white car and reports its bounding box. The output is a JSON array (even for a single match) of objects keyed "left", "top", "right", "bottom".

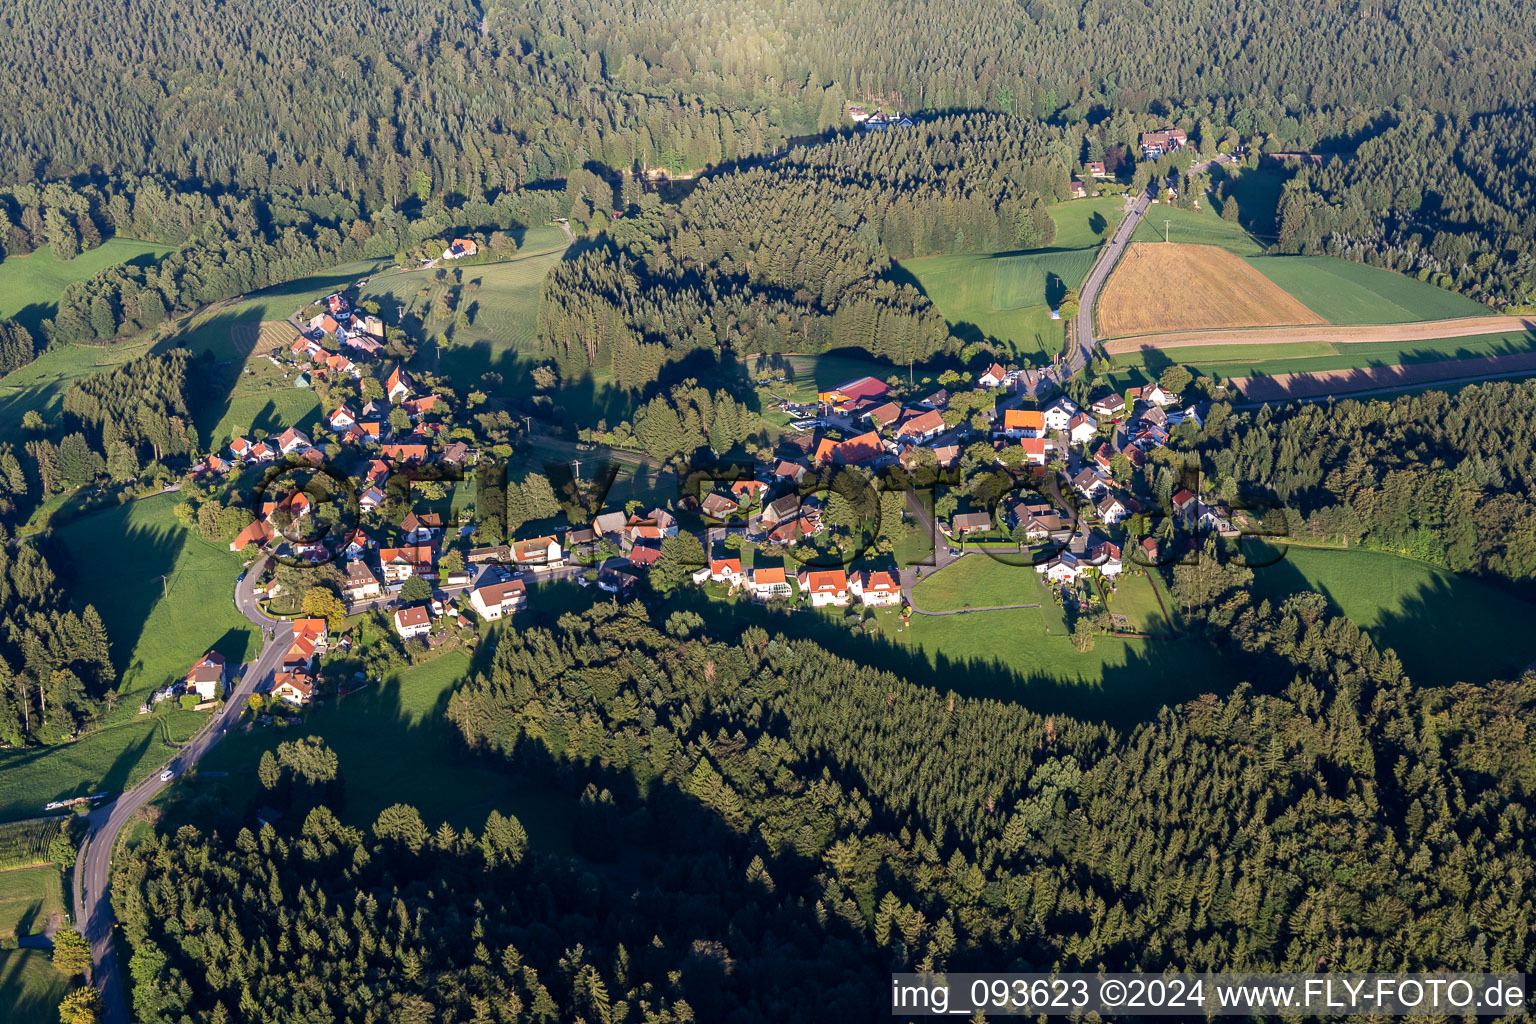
[{"left": 159, "top": 768, "right": 175, "bottom": 782}]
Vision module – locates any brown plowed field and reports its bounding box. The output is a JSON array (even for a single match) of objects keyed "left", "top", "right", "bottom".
[
  {"left": 1098, "top": 243, "right": 1324, "bottom": 337},
  {"left": 1102, "top": 315, "right": 1536, "bottom": 354},
  {"left": 1236, "top": 351, "right": 1536, "bottom": 401}
]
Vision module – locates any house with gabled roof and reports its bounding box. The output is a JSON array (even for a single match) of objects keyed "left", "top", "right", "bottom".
[
  {"left": 850, "top": 570, "right": 902, "bottom": 607},
  {"left": 797, "top": 569, "right": 850, "bottom": 607},
  {"left": 271, "top": 670, "right": 314, "bottom": 706},
  {"left": 184, "top": 651, "right": 227, "bottom": 700},
  {"left": 700, "top": 493, "right": 740, "bottom": 520},
  {"left": 1043, "top": 397, "right": 1080, "bottom": 432},
  {"left": 894, "top": 410, "right": 946, "bottom": 446},
  {"left": 276, "top": 427, "right": 311, "bottom": 454},
  {"left": 393, "top": 605, "right": 432, "bottom": 640},
  {"left": 511, "top": 535, "right": 563, "bottom": 569},
  {"left": 469, "top": 578, "right": 527, "bottom": 620},
  {"left": 229, "top": 518, "right": 274, "bottom": 552},
  {"left": 1002, "top": 408, "right": 1045, "bottom": 438},
  {"left": 378, "top": 544, "right": 437, "bottom": 583},
  {"left": 401, "top": 511, "right": 442, "bottom": 544},
  {"left": 977, "top": 362, "right": 1008, "bottom": 388},
  {"left": 329, "top": 404, "right": 356, "bottom": 431},
  {"left": 343, "top": 560, "right": 382, "bottom": 601},
  {"left": 386, "top": 365, "right": 414, "bottom": 402},
  {"left": 748, "top": 567, "right": 792, "bottom": 599},
  {"left": 1097, "top": 493, "right": 1128, "bottom": 525},
  {"left": 952, "top": 511, "right": 992, "bottom": 535}
]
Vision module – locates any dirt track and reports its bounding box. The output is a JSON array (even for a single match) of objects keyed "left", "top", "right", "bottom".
[
  {"left": 1236, "top": 350, "right": 1536, "bottom": 401},
  {"left": 1103, "top": 315, "right": 1536, "bottom": 354}
]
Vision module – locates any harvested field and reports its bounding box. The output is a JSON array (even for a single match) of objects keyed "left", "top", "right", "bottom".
[
  {"left": 1099, "top": 243, "right": 1324, "bottom": 337},
  {"left": 1236, "top": 350, "right": 1536, "bottom": 401},
  {"left": 1101, "top": 315, "right": 1534, "bottom": 354}
]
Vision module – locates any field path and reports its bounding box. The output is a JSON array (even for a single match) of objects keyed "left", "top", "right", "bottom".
[
  {"left": 1235, "top": 349, "right": 1536, "bottom": 402},
  {"left": 1103, "top": 315, "right": 1534, "bottom": 353}
]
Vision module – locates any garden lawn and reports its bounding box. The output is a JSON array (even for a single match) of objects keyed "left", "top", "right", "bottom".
[
  {"left": 0, "top": 865, "right": 64, "bottom": 939},
  {"left": 0, "top": 948, "right": 72, "bottom": 1024},
  {"left": 911, "top": 554, "right": 1050, "bottom": 610},
  {"left": 184, "top": 651, "right": 576, "bottom": 849},
  {"left": 0, "top": 239, "right": 172, "bottom": 333},
  {"left": 1249, "top": 546, "right": 1536, "bottom": 685},
  {"left": 1105, "top": 570, "right": 1174, "bottom": 634},
  {"left": 1131, "top": 205, "right": 1265, "bottom": 255},
  {"left": 1248, "top": 256, "right": 1492, "bottom": 324}
]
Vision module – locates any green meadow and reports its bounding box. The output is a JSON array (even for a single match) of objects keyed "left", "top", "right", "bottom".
[
  {"left": 0, "top": 948, "right": 71, "bottom": 1024},
  {"left": 894, "top": 198, "right": 1124, "bottom": 363},
  {"left": 0, "top": 239, "right": 173, "bottom": 332},
  {"left": 0, "top": 865, "right": 64, "bottom": 939},
  {"left": 1249, "top": 545, "right": 1536, "bottom": 685},
  {"left": 1132, "top": 204, "right": 1266, "bottom": 255},
  {"left": 1113, "top": 329, "right": 1536, "bottom": 380},
  {"left": 175, "top": 649, "right": 577, "bottom": 849},
  {"left": 1249, "top": 256, "right": 1492, "bottom": 324},
  {"left": 0, "top": 495, "right": 257, "bottom": 821}
]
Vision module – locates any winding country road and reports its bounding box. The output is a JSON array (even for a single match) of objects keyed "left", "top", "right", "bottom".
[{"left": 74, "top": 557, "right": 290, "bottom": 1024}]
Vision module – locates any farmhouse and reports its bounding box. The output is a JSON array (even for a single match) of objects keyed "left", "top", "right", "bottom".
[
  {"left": 797, "top": 569, "right": 851, "bottom": 607},
  {"left": 442, "top": 238, "right": 478, "bottom": 260},
  {"left": 393, "top": 605, "right": 432, "bottom": 639},
  {"left": 184, "top": 651, "right": 226, "bottom": 700},
  {"left": 470, "top": 578, "right": 527, "bottom": 621},
  {"left": 851, "top": 570, "right": 903, "bottom": 607},
  {"left": 271, "top": 671, "right": 315, "bottom": 706},
  {"left": 818, "top": 376, "right": 890, "bottom": 413}
]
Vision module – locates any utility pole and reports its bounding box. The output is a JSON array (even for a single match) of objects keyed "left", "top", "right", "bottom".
[
  {"left": 161, "top": 574, "right": 170, "bottom": 597},
  {"left": 1164, "top": 220, "right": 1171, "bottom": 243},
  {"left": 570, "top": 458, "right": 582, "bottom": 482}
]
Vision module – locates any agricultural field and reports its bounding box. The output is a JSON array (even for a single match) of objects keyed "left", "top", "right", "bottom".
[
  {"left": 0, "top": 865, "right": 64, "bottom": 939},
  {"left": 180, "top": 650, "right": 577, "bottom": 849},
  {"left": 1248, "top": 256, "right": 1493, "bottom": 324},
  {"left": 894, "top": 198, "right": 1123, "bottom": 362},
  {"left": 0, "top": 819, "right": 65, "bottom": 871},
  {"left": 0, "top": 238, "right": 172, "bottom": 333},
  {"left": 0, "top": 948, "right": 71, "bottom": 1024},
  {"left": 1249, "top": 545, "right": 1536, "bottom": 685},
  {"left": 1099, "top": 243, "right": 1324, "bottom": 337}
]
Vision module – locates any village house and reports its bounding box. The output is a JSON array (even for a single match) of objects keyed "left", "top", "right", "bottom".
[
  {"left": 700, "top": 492, "right": 740, "bottom": 519},
  {"left": 276, "top": 427, "right": 311, "bottom": 455},
  {"left": 328, "top": 404, "right": 356, "bottom": 431},
  {"left": 1037, "top": 553, "right": 1086, "bottom": 584},
  {"left": 1072, "top": 468, "right": 1110, "bottom": 500},
  {"left": 1067, "top": 411, "right": 1099, "bottom": 445},
  {"left": 442, "top": 238, "right": 479, "bottom": 260},
  {"left": 1089, "top": 540, "right": 1124, "bottom": 576},
  {"left": 893, "top": 409, "right": 946, "bottom": 447},
  {"left": 1140, "top": 128, "right": 1188, "bottom": 158},
  {"left": 1087, "top": 161, "right": 1110, "bottom": 179},
  {"left": 1019, "top": 436, "right": 1048, "bottom": 466},
  {"left": 1091, "top": 393, "right": 1127, "bottom": 418},
  {"left": 748, "top": 567, "right": 792, "bottom": 600},
  {"left": 468, "top": 544, "right": 512, "bottom": 566},
  {"left": 597, "top": 568, "right": 637, "bottom": 595},
  {"left": 284, "top": 619, "right": 328, "bottom": 670},
  {"left": 760, "top": 494, "right": 802, "bottom": 530},
  {"left": 1143, "top": 383, "right": 1182, "bottom": 407},
  {"left": 393, "top": 605, "right": 432, "bottom": 640},
  {"left": 797, "top": 569, "right": 851, "bottom": 607},
  {"left": 229, "top": 437, "right": 253, "bottom": 461},
  {"left": 359, "top": 486, "right": 387, "bottom": 513},
  {"left": 865, "top": 400, "right": 903, "bottom": 429},
  {"left": 817, "top": 430, "right": 889, "bottom": 467},
  {"left": 952, "top": 511, "right": 993, "bottom": 537},
  {"left": 850, "top": 570, "right": 902, "bottom": 607},
  {"left": 1002, "top": 408, "right": 1045, "bottom": 439},
  {"left": 512, "top": 535, "right": 564, "bottom": 570},
  {"left": 592, "top": 510, "right": 629, "bottom": 537},
  {"left": 345, "top": 333, "right": 383, "bottom": 357},
  {"left": 342, "top": 560, "right": 382, "bottom": 601},
  {"left": 1097, "top": 494, "right": 1129, "bottom": 525},
  {"left": 1070, "top": 179, "right": 1088, "bottom": 199},
  {"left": 469, "top": 578, "right": 528, "bottom": 621},
  {"left": 729, "top": 479, "right": 768, "bottom": 504},
  {"left": 401, "top": 511, "right": 442, "bottom": 544},
  {"left": 1172, "top": 488, "right": 1198, "bottom": 522},
  {"left": 919, "top": 388, "right": 949, "bottom": 411},
  {"left": 271, "top": 670, "right": 314, "bottom": 706},
  {"left": 977, "top": 362, "right": 1008, "bottom": 388},
  {"left": 1043, "top": 397, "right": 1080, "bottom": 432},
  {"left": 379, "top": 544, "right": 437, "bottom": 583},
  {"left": 772, "top": 460, "right": 807, "bottom": 486},
  {"left": 386, "top": 365, "right": 414, "bottom": 402},
  {"left": 184, "top": 651, "right": 226, "bottom": 700},
  {"left": 693, "top": 556, "right": 745, "bottom": 588}
]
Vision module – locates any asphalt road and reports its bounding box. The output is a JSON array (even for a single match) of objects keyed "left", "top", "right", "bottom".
[
  {"left": 1067, "top": 190, "right": 1151, "bottom": 376},
  {"left": 74, "top": 557, "right": 290, "bottom": 1024}
]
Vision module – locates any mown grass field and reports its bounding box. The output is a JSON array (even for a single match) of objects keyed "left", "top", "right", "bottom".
[
  {"left": 0, "top": 239, "right": 172, "bottom": 332},
  {"left": 1112, "top": 329, "right": 1536, "bottom": 380},
  {"left": 1106, "top": 570, "right": 1175, "bottom": 634},
  {"left": 1248, "top": 256, "right": 1492, "bottom": 324},
  {"left": 911, "top": 554, "right": 1050, "bottom": 610},
  {"left": 1249, "top": 546, "right": 1536, "bottom": 685},
  {"left": 0, "top": 948, "right": 71, "bottom": 1024},
  {"left": 184, "top": 651, "right": 576, "bottom": 849},
  {"left": 0, "top": 865, "right": 64, "bottom": 939},
  {"left": 1132, "top": 204, "right": 1266, "bottom": 255},
  {"left": 894, "top": 198, "right": 1123, "bottom": 362}
]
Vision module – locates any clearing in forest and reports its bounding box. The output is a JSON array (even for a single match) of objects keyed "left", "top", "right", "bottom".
[{"left": 1099, "top": 243, "right": 1325, "bottom": 337}]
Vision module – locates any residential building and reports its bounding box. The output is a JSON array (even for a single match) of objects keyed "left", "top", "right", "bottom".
[
  {"left": 1002, "top": 408, "right": 1045, "bottom": 438},
  {"left": 597, "top": 568, "right": 637, "bottom": 595},
  {"left": 271, "top": 670, "right": 314, "bottom": 706},
  {"left": 952, "top": 512, "right": 992, "bottom": 536},
  {"left": 343, "top": 560, "right": 382, "bottom": 601},
  {"left": 1087, "top": 161, "right": 1110, "bottom": 178},
  {"left": 1043, "top": 397, "right": 1080, "bottom": 432},
  {"left": 797, "top": 569, "right": 851, "bottom": 607},
  {"left": 401, "top": 511, "right": 442, "bottom": 544},
  {"left": 1091, "top": 393, "right": 1127, "bottom": 417},
  {"left": 284, "top": 619, "right": 328, "bottom": 669},
  {"left": 761, "top": 494, "right": 802, "bottom": 528},
  {"left": 442, "top": 238, "right": 478, "bottom": 260},
  {"left": 328, "top": 404, "right": 356, "bottom": 431},
  {"left": 386, "top": 365, "right": 414, "bottom": 402},
  {"left": 1144, "top": 383, "right": 1182, "bottom": 407},
  {"left": 1097, "top": 494, "right": 1128, "bottom": 525},
  {"left": 816, "top": 375, "right": 889, "bottom": 411},
  {"left": 379, "top": 544, "right": 437, "bottom": 583},
  {"left": 1072, "top": 468, "right": 1109, "bottom": 499},
  {"left": 894, "top": 410, "right": 946, "bottom": 446},
  {"left": 468, "top": 544, "right": 512, "bottom": 566},
  {"left": 749, "top": 567, "right": 792, "bottom": 599},
  {"left": 512, "top": 535, "right": 563, "bottom": 569},
  {"left": 1067, "top": 411, "right": 1099, "bottom": 445},
  {"left": 592, "top": 510, "right": 629, "bottom": 537},
  {"left": 851, "top": 570, "right": 902, "bottom": 607},
  {"left": 276, "top": 427, "right": 311, "bottom": 454},
  {"left": 184, "top": 651, "right": 226, "bottom": 700},
  {"left": 1019, "top": 436, "right": 1048, "bottom": 466},
  {"left": 707, "top": 557, "right": 745, "bottom": 586},
  {"left": 977, "top": 362, "right": 1008, "bottom": 388},
  {"left": 1140, "top": 128, "right": 1188, "bottom": 158},
  {"left": 393, "top": 605, "right": 432, "bottom": 639},
  {"left": 700, "top": 493, "right": 740, "bottom": 519},
  {"left": 469, "top": 578, "right": 528, "bottom": 621}
]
